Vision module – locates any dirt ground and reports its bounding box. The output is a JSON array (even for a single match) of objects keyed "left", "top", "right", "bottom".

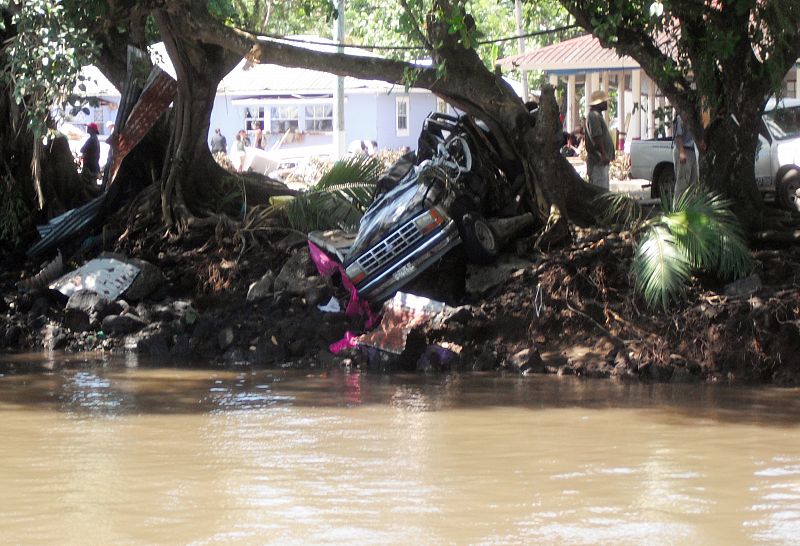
[{"left": 2, "top": 223, "right": 800, "bottom": 384}]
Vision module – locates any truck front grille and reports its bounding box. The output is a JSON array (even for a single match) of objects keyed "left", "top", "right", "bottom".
[{"left": 355, "top": 219, "right": 424, "bottom": 276}]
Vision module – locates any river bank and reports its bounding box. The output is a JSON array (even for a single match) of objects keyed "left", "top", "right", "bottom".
[{"left": 2, "top": 226, "right": 799, "bottom": 384}]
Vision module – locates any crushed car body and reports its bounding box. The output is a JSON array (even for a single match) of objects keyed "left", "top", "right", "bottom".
[
  {"left": 310, "top": 112, "right": 530, "bottom": 302},
  {"left": 343, "top": 160, "right": 462, "bottom": 301}
]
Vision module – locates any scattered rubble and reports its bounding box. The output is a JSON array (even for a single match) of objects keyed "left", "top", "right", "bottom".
[{"left": 2, "top": 225, "right": 800, "bottom": 384}]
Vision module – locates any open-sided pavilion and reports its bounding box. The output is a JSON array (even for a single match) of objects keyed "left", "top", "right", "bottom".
[{"left": 497, "top": 33, "right": 800, "bottom": 144}]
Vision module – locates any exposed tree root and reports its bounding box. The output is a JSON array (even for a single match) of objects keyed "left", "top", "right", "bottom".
[
  {"left": 751, "top": 229, "right": 800, "bottom": 244},
  {"left": 534, "top": 205, "right": 571, "bottom": 250}
]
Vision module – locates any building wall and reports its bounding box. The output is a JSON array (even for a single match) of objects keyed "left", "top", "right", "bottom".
[
  {"left": 344, "top": 94, "right": 378, "bottom": 147},
  {"left": 209, "top": 95, "right": 245, "bottom": 151},
  {"left": 375, "top": 92, "right": 439, "bottom": 151},
  {"left": 65, "top": 94, "right": 120, "bottom": 136},
  {"left": 208, "top": 90, "right": 437, "bottom": 155}
]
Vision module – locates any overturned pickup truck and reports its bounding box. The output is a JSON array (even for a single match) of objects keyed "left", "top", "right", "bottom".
[{"left": 311, "top": 112, "right": 531, "bottom": 302}]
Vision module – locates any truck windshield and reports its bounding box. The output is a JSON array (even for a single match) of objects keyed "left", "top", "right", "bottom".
[{"left": 763, "top": 106, "right": 800, "bottom": 141}]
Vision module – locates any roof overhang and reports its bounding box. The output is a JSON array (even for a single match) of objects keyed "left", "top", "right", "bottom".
[{"left": 497, "top": 34, "right": 640, "bottom": 74}]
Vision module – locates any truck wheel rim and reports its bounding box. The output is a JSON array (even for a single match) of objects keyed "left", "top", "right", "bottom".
[
  {"left": 790, "top": 179, "right": 800, "bottom": 210},
  {"left": 475, "top": 222, "right": 496, "bottom": 251}
]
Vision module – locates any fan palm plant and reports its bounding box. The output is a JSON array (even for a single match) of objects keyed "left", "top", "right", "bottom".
[
  {"left": 282, "top": 154, "right": 384, "bottom": 232},
  {"left": 286, "top": 154, "right": 384, "bottom": 233},
  {"left": 601, "top": 187, "right": 752, "bottom": 309}
]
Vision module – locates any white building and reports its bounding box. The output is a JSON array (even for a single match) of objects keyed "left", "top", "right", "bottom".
[{"left": 209, "top": 41, "right": 440, "bottom": 157}]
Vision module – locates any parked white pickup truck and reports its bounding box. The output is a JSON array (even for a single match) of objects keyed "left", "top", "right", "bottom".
[{"left": 629, "top": 98, "right": 800, "bottom": 210}]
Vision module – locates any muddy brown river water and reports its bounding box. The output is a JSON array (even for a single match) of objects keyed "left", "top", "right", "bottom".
[{"left": 1, "top": 353, "right": 799, "bottom": 545}]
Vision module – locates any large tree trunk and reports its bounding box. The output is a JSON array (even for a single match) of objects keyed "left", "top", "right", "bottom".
[
  {"left": 186, "top": 1, "right": 605, "bottom": 247},
  {"left": 154, "top": 8, "right": 242, "bottom": 233},
  {"left": 417, "top": 3, "right": 603, "bottom": 245},
  {"left": 701, "top": 109, "right": 765, "bottom": 229},
  {"left": 563, "top": 1, "right": 800, "bottom": 233}
]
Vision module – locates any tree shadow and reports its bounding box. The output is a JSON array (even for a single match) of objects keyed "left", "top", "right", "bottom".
[{"left": 1, "top": 352, "right": 800, "bottom": 426}]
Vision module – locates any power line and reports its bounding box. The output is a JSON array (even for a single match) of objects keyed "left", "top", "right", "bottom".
[
  {"left": 252, "top": 24, "right": 580, "bottom": 52},
  {"left": 479, "top": 24, "right": 579, "bottom": 45}
]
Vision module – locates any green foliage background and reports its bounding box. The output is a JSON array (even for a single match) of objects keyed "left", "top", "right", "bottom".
[{"left": 0, "top": 0, "right": 96, "bottom": 135}]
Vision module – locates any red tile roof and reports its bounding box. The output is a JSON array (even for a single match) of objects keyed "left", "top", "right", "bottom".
[{"left": 497, "top": 34, "right": 640, "bottom": 72}]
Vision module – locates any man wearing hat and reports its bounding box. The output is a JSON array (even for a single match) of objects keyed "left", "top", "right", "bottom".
[
  {"left": 80, "top": 122, "right": 101, "bottom": 183},
  {"left": 672, "top": 113, "right": 698, "bottom": 196},
  {"left": 584, "top": 90, "right": 614, "bottom": 190}
]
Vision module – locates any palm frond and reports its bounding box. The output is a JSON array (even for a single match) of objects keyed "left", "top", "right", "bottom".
[
  {"left": 661, "top": 200, "right": 719, "bottom": 269},
  {"left": 632, "top": 225, "right": 692, "bottom": 309},
  {"left": 594, "top": 191, "right": 643, "bottom": 228},
  {"left": 313, "top": 154, "right": 384, "bottom": 209},
  {"left": 717, "top": 231, "right": 753, "bottom": 280},
  {"left": 283, "top": 154, "right": 384, "bottom": 232},
  {"left": 662, "top": 189, "right": 752, "bottom": 278},
  {"left": 631, "top": 186, "right": 752, "bottom": 310}
]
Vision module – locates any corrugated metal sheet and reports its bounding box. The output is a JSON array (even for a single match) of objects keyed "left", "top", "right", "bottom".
[
  {"left": 50, "top": 258, "right": 140, "bottom": 300},
  {"left": 28, "top": 64, "right": 176, "bottom": 260},
  {"left": 497, "top": 34, "right": 639, "bottom": 72},
  {"left": 107, "top": 69, "right": 177, "bottom": 182},
  {"left": 357, "top": 292, "right": 449, "bottom": 355}
]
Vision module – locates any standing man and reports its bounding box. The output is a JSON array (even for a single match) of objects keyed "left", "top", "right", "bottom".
[
  {"left": 80, "top": 122, "right": 101, "bottom": 183},
  {"left": 210, "top": 128, "right": 227, "bottom": 155},
  {"left": 584, "top": 90, "right": 614, "bottom": 190},
  {"left": 672, "top": 113, "right": 698, "bottom": 197}
]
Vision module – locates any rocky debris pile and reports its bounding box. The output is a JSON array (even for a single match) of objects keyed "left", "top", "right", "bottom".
[
  {"left": 1, "top": 246, "right": 355, "bottom": 366},
  {"left": 2, "top": 227, "right": 800, "bottom": 384}
]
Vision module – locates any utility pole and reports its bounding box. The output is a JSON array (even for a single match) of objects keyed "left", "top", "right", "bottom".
[
  {"left": 333, "top": 0, "right": 346, "bottom": 159},
  {"left": 514, "top": 0, "right": 528, "bottom": 101}
]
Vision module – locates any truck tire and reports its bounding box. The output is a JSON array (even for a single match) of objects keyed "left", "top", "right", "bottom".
[
  {"left": 777, "top": 166, "right": 800, "bottom": 212},
  {"left": 652, "top": 165, "right": 675, "bottom": 199},
  {"left": 457, "top": 213, "right": 499, "bottom": 265}
]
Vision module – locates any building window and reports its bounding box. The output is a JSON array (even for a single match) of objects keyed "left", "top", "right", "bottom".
[
  {"left": 305, "top": 104, "right": 333, "bottom": 132},
  {"left": 270, "top": 105, "right": 299, "bottom": 133},
  {"left": 244, "top": 107, "right": 265, "bottom": 131},
  {"left": 396, "top": 96, "right": 409, "bottom": 136}
]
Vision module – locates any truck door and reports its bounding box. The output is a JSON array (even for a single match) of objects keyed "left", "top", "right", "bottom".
[{"left": 754, "top": 120, "right": 772, "bottom": 189}]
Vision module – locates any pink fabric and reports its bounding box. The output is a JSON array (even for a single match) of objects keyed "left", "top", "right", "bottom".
[
  {"left": 308, "top": 241, "right": 340, "bottom": 277},
  {"left": 308, "top": 241, "right": 379, "bottom": 353},
  {"left": 329, "top": 331, "right": 360, "bottom": 353}
]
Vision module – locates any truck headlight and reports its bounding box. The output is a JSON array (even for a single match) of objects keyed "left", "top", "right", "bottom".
[
  {"left": 345, "top": 263, "right": 367, "bottom": 284},
  {"left": 414, "top": 207, "right": 445, "bottom": 234}
]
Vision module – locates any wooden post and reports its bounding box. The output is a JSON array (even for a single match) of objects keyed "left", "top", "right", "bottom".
[
  {"left": 647, "top": 77, "right": 656, "bottom": 139},
  {"left": 567, "top": 74, "right": 577, "bottom": 131},
  {"left": 332, "top": 0, "right": 346, "bottom": 158},
  {"left": 515, "top": 0, "right": 528, "bottom": 101},
  {"left": 617, "top": 71, "right": 626, "bottom": 150},
  {"left": 631, "top": 69, "right": 642, "bottom": 140},
  {"left": 584, "top": 75, "right": 594, "bottom": 119}
]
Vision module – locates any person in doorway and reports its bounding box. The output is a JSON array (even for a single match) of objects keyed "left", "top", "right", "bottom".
[
  {"left": 672, "top": 113, "right": 698, "bottom": 197},
  {"left": 584, "top": 90, "right": 614, "bottom": 190},
  {"left": 210, "top": 128, "right": 227, "bottom": 155},
  {"left": 80, "top": 122, "right": 101, "bottom": 183},
  {"left": 253, "top": 121, "right": 265, "bottom": 149},
  {"left": 234, "top": 130, "right": 247, "bottom": 172}
]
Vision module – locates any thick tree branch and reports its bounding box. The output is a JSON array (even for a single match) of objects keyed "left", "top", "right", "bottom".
[{"left": 181, "top": 10, "right": 443, "bottom": 93}]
